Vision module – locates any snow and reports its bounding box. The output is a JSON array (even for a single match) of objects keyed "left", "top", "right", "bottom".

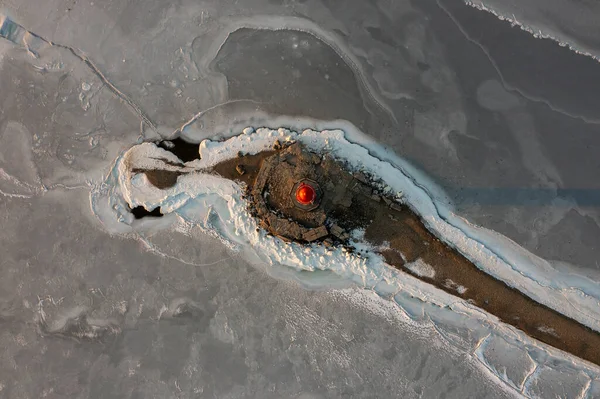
[
  {"left": 96, "top": 126, "right": 600, "bottom": 332},
  {"left": 404, "top": 259, "right": 436, "bottom": 279},
  {"left": 444, "top": 279, "right": 468, "bottom": 295},
  {"left": 4, "top": 0, "right": 600, "bottom": 396},
  {"left": 465, "top": 1, "right": 600, "bottom": 63},
  {"left": 92, "top": 126, "right": 600, "bottom": 390}
]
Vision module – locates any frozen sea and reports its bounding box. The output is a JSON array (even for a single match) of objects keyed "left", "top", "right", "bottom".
[{"left": 1, "top": 0, "right": 600, "bottom": 398}]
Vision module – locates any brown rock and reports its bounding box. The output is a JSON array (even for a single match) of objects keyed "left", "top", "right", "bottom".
[
  {"left": 330, "top": 224, "right": 349, "bottom": 240},
  {"left": 354, "top": 172, "right": 369, "bottom": 184},
  {"left": 351, "top": 182, "right": 372, "bottom": 197},
  {"left": 339, "top": 193, "right": 353, "bottom": 208},
  {"left": 302, "top": 225, "right": 329, "bottom": 242},
  {"left": 390, "top": 203, "right": 403, "bottom": 212}
]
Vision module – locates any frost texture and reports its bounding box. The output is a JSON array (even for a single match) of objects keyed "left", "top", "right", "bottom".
[
  {"left": 90, "top": 126, "right": 600, "bottom": 394},
  {"left": 96, "top": 126, "right": 600, "bottom": 333}
]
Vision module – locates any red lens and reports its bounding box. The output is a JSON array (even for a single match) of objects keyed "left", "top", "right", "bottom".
[{"left": 296, "top": 184, "right": 315, "bottom": 205}]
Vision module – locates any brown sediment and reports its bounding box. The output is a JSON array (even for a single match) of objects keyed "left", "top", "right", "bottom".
[
  {"left": 210, "top": 142, "right": 600, "bottom": 367},
  {"left": 212, "top": 151, "right": 277, "bottom": 187},
  {"left": 364, "top": 204, "right": 600, "bottom": 366},
  {"left": 131, "top": 150, "right": 277, "bottom": 191},
  {"left": 152, "top": 157, "right": 184, "bottom": 167},
  {"left": 132, "top": 169, "right": 184, "bottom": 190}
]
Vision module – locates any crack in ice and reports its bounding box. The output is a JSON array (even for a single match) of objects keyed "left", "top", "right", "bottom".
[
  {"left": 0, "top": 15, "right": 158, "bottom": 132},
  {"left": 437, "top": 0, "right": 600, "bottom": 125}
]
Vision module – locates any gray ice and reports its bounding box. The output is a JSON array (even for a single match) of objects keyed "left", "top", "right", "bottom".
[{"left": 1, "top": 0, "right": 600, "bottom": 398}]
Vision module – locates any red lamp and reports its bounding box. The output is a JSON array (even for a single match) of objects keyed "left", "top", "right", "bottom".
[{"left": 295, "top": 183, "right": 316, "bottom": 205}]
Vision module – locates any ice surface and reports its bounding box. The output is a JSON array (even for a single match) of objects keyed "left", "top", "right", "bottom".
[
  {"left": 588, "top": 380, "right": 600, "bottom": 399},
  {"left": 523, "top": 364, "right": 591, "bottom": 399},
  {"left": 2, "top": 0, "right": 600, "bottom": 397},
  {"left": 96, "top": 126, "right": 600, "bottom": 395},
  {"left": 465, "top": 0, "right": 600, "bottom": 62},
  {"left": 104, "top": 127, "right": 600, "bottom": 333},
  {"left": 477, "top": 335, "right": 537, "bottom": 391}
]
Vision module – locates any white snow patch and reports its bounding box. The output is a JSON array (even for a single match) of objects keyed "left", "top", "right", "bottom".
[
  {"left": 350, "top": 228, "right": 365, "bottom": 241},
  {"left": 405, "top": 259, "right": 436, "bottom": 279},
  {"left": 537, "top": 326, "right": 559, "bottom": 338},
  {"left": 444, "top": 279, "right": 468, "bottom": 295}
]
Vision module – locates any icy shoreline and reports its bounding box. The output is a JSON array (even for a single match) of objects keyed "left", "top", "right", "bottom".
[
  {"left": 94, "top": 124, "right": 600, "bottom": 331},
  {"left": 464, "top": 0, "right": 600, "bottom": 63},
  {"left": 91, "top": 126, "right": 600, "bottom": 394},
  {"left": 189, "top": 128, "right": 595, "bottom": 328}
]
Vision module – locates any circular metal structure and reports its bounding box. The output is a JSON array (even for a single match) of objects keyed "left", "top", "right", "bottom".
[
  {"left": 291, "top": 179, "right": 322, "bottom": 211},
  {"left": 296, "top": 183, "right": 316, "bottom": 205}
]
